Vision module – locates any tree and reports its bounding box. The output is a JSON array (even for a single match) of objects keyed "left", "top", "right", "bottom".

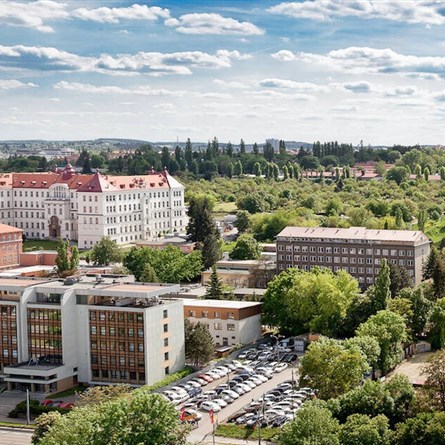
[
  {"left": 69, "top": 245, "right": 79, "bottom": 271},
  {"left": 185, "top": 138, "right": 193, "bottom": 168},
  {"left": 82, "top": 153, "right": 92, "bottom": 174},
  {"left": 418, "top": 209, "right": 427, "bottom": 232},
  {"left": 386, "top": 166, "right": 408, "bottom": 185},
  {"left": 234, "top": 210, "right": 250, "bottom": 234},
  {"left": 186, "top": 195, "right": 215, "bottom": 243},
  {"left": 76, "top": 384, "right": 131, "bottom": 407},
  {"left": 226, "top": 141, "right": 233, "bottom": 158},
  {"left": 229, "top": 234, "right": 261, "bottom": 260},
  {"left": 201, "top": 229, "right": 222, "bottom": 270},
  {"left": 299, "top": 337, "right": 369, "bottom": 400},
  {"left": 90, "top": 236, "right": 123, "bottom": 266},
  {"left": 55, "top": 240, "right": 70, "bottom": 274},
  {"left": 139, "top": 262, "right": 159, "bottom": 283},
  {"left": 393, "top": 412, "right": 445, "bottom": 445},
  {"left": 344, "top": 335, "right": 380, "bottom": 372},
  {"left": 389, "top": 263, "right": 413, "bottom": 298},
  {"left": 339, "top": 414, "right": 391, "bottom": 445},
  {"left": 422, "top": 349, "right": 445, "bottom": 411},
  {"left": 404, "top": 287, "right": 431, "bottom": 338},
  {"left": 280, "top": 401, "right": 340, "bottom": 445},
  {"left": 282, "top": 165, "right": 289, "bottom": 180},
  {"left": 253, "top": 162, "right": 262, "bottom": 177},
  {"left": 205, "top": 265, "right": 224, "bottom": 299},
  {"left": 233, "top": 160, "right": 243, "bottom": 176},
  {"left": 372, "top": 259, "right": 391, "bottom": 312},
  {"left": 424, "top": 166, "right": 430, "bottom": 182},
  {"left": 433, "top": 257, "right": 445, "bottom": 299},
  {"left": 240, "top": 138, "right": 246, "bottom": 154},
  {"left": 38, "top": 391, "right": 189, "bottom": 445},
  {"left": 263, "top": 268, "right": 359, "bottom": 336},
  {"left": 423, "top": 246, "right": 439, "bottom": 280},
  {"left": 123, "top": 246, "right": 202, "bottom": 283},
  {"left": 32, "top": 411, "right": 62, "bottom": 444},
  {"left": 184, "top": 319, "right": 214, "bottom": 367},
  {"left": 429, "top": 298, "right": 445, "bottom": 349},
  {"left": 356, "top": 310, "right": 407, "bottom": 374}
]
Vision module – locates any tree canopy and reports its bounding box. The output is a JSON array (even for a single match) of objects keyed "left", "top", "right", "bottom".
[
  {"left": 90, "top": 237, "right": 123, "bottom": 266},
  {"left": 229, "top": 234, "right": 261, "bottom": 260}
]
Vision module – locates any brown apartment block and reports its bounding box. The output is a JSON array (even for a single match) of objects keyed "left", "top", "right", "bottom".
[
  {"left": 276, "top": 227, "right": 431, "bottom": 288},
  {"left": 0, "top": 223, "right": 22, "bottom": 270}
]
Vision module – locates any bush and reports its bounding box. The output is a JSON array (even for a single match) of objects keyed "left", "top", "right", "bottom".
[{"left": 8, "top": 399, "right": 70, "bottom": 419}]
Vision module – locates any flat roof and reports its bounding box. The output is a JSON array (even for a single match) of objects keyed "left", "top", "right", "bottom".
[
  {"left": 0, "top": 277, "right": 49, "bottom": 287},
  {"left": 277, "top": 226, "right": 430, "bottom": 244},
  {"left": 182, "top": 299, "right": 261, "bottom": 309}
]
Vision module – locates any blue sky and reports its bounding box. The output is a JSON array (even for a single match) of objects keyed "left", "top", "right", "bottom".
[{"left": 2, "top": 1, "right": 445, "bottom": 145}]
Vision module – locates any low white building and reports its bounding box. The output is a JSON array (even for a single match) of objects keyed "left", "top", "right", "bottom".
[
  {"left": 0, "top": 275, "right": 184, "bottom": 393},
  {"left": 182, "top": 299, "right": 262, "bottom": 347},
  {"left": 0, "top": 165, "right": 187, "bottom": 248}
]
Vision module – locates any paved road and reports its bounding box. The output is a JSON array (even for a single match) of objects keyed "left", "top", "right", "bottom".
[
  {"left": 189, "top": 366, "right": 296, "bottom": 444},
  {"left": 0, "top": 429, "right": 32, "bottom": 445}
]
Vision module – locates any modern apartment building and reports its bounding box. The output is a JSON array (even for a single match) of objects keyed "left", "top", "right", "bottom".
[
  {"left": 0, "top": 224, "right": 22, "bottom": 270},
  {"left": 276, "top": 227, "right": 431, "bottom": 288},
  {"left": 183, "top": 299, "right": 262, "bottom": 347},
  {"left": 0, "top": 165, "right": 187, "bottom": 248},
  {"left": 0, "top": 275, "right": 184, "bottom": 393}
]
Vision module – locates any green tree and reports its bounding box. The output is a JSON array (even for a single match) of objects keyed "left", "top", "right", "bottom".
[
  {"left": 418, "top": 209, "right": 427, "bottom": 232},
  {"left": 440, "top": 166, "right": 445, "bottom": 181},
  {"left": 90, "top": 237, "right": 123, "bottom": 266},
  {"left": 55, "top": 240, "right": 70, "bottom": 274},
  {"left": 339, "top": 414, "right": 391, "bottom": 445},
  {"left": 32, "top": 411, "right": 62, "bottom": 444},
  {"left": 356, "top": 310, "right": 407, "bottom": 375},
  {"left": 76, "top": 384, "right": 131, "bottom": 407},
  {"left": 184, "top": 319, "right": 214, "bottom": 367},
  {"left": 429, "top": 298, "right": 445, "bottom": 349},
  {"left": 393, "top": 412, "right": 445, "bottom": 445},
  {"left": 123, "top": 246, "right": 202, "bottom": 283},
  {"left": 233, "top": 160, "right": 243, "bottom": 176},
  {"left": 386, "top": 166, "right": 408, "bottom": 185},
  {"left": 38, "top": 391, "right": 188, "bottom": 445},
  {"left": 229, "top": 234, "right": 261, "bottom": 260},
  {"left": 344, "top": 335, "right": 381, "bottom": 372},
  {"left": 139, "top": 262, "right": 159, "bottom": 283},
  {"left": 186, "top": 195, "right": 215, "bottom": 243},
  {"left": 263, "top": 268, "right": 359, "bottom": 336},
  {"left": 424, "top": 166, "right": 430, "bottom": 182},
  {"left": 282, "top": 165, "right": 289, "bottom": 180},
  {"left": 201, "top": 229, "right": 222, "bottom": 270},
  {"left": 300, "top": 337, "right": 369, "bottom": 400},
  {"left": 69, "top": 245, "right": 79, "bottom": 271},
  {"left": 388, "top": 263, "right": 413, "bottom": 298},
  {"left": 205, "top": 265, "right": 224, "bottom": 299},
  {"left": 234, "top": 210, "right": 250, "bottom": 234},
  {"left": 432, "top": 257, "right": 445, "bottom": 299},
  {"left": 280, "top": 401, "right": 340, "bottom": 445},
  {"left": 82, "top": 153, "right": 92, "bottom": 174},
  {"left": 423, "top": 246, "right": 439, "bottom": 280},
  {"left": 404, "top": 287, "right": 431, "bottom": 338},
  {"left": 185, "top": 138, "right": 193, "bottom": 168},
  {"left": 422, "top": 349, "right": 445, "bottom": 411},
  {"left": 373, "top": 259, "right": 391, "bottom": 312},
  {"left": 253, "top": 162, "right": 262, "bottom": 177},
  {"left": 240, "top": 138, "right": 246, "bottom": 154}
]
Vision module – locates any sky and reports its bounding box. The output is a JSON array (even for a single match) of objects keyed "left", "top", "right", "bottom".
[{"left": 2, "top": 1, "right": 445, "bottom": 145}]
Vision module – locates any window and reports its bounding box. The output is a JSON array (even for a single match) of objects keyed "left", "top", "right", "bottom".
[
  {"left": 100, "top": 327, "right": 106, "bottom": 336},
  {"left": 227, "top": 324, "right": 235, "bottom": 331},
  {"left": 214, "top": 322, "right": 222, "bottom": 330},
  {"left": 164, "top": 352, "right": 169, "bottom": 361},
  {"left": 163, "top": 310, "right": 168, "bottom": 318},
  {"left": 138, "top": 343, "right": 144, "bottom": 352},
  {"left": 90, "top": 326, "right": 97, "bottom": 335},
  {"left": 164, "top": 338, "right": 169, "bottom": 347},
  {"left": 163, "top": 324, "right": 168, "bottom": 333},
  {"left": 214, "top": 312, "right": 221, "bottom": 318},
  {"left": 138, "top": 328, "right": 144, "bottom": 337}
]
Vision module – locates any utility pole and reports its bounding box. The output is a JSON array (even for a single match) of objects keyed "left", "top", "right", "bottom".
[{"left": 26, "top": 389, "right": 30, "bottom": 425}]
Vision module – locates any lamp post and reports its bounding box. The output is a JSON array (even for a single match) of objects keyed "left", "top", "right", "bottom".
[{"left": 257, "top": 393, "right": 265, "bottom": 445}]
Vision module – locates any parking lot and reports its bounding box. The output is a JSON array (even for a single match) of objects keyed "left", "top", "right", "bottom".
[{"left": 159, "top": 343, "right": 307, "bottom": 443}]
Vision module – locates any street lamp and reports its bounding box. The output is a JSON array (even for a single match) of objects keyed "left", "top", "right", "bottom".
[{"left": 257, "top": 393, "right": 265, "bottom": 445}]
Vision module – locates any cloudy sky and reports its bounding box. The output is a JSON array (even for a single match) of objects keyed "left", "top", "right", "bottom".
[{"left": 2, "top": 0, "right": 445, "bottom": 145}]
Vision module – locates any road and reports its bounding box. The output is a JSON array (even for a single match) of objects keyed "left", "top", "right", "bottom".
[
  {"left": 188, "top": 366, "right": 297, "bottom": 444},
  {"left": 0, "top": 429, "right": 32, "bottom": 445}
]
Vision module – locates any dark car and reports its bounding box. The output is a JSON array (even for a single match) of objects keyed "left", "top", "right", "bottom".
[{"left": 272, "top": 415, "right": 288, "bottom": 427}]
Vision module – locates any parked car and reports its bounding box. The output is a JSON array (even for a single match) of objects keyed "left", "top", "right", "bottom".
[
  {"left": 183, "top": 408, "right": 202, "bottom": 421},
  {"left": 200, "top": 401, "right": 221, "bottom": 412},
  {"left": 212, "top": 398, "right": 228, "bottom": 408},
  {"left": 274, "top": 363, "right": 289, "bottom": 373},
  {"left": 236, "top": 413, "right": 256, "bottom": 425},
  {"left": 220, "top": 389, "right": 239, "bottom": 400},
  {"left": 198, "top": 374, "right": 213, "bottom": 383}
]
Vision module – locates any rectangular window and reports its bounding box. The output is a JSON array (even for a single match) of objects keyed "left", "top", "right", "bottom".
[
  {"left": 90, "top": 326, "right": 97, "bottom": 335},
  {"left": 164, "top": 352, "right": 169, "bottom": 361},
  {"left": 214, "top": 322, "right": 222, "bottom": 330},
  {"left": 163, "top": 324, "right": 168, "bottom": 333},
  {"left": 227, "top": 324, "right": 235, "bottom": 331},
  {"left": 163, "top": 310, "right": 168, "bottom": 318},
  {"left": 164, "top": 338, "right": 169, "bottom": 347}
]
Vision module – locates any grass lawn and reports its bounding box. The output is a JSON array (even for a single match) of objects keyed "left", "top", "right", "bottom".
[
  {"left": 49, "top": 385, "right": 87, "bottom": 399},
  {"left": 215, "top": 424, "right": 280, "bottom": 441},
  {"left": 0, "top": 421, "right": 34, "bottom": 429},
  {"left": 23, "top": 239, "right": 60, "bottom": 252},
  {"left": 213, "top": 201, "right": 237, "bottom": 213},
  {"left": 424, "top": 218, "right": 445, "bottom": 246}
]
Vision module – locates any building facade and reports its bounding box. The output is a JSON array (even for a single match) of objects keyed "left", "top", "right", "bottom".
[
  {"left": 0, "top": 165, "right": 187, "bottom": 248},
  {"left": 0, "top": 224, "right": 22, "bottom": 270},
  {"left": 276, "top": 227, "right": 431, "bottom": 288},
  {"left": 183, "top": 299, "right": 262, "bottom": 347},
  {"left": 0, "top": 276, "right": 184, "bottom": 393}
]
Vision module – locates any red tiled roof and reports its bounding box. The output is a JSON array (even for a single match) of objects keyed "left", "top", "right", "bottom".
[{"left": 0, "top": 223, "right": 22, "bottom": 234}]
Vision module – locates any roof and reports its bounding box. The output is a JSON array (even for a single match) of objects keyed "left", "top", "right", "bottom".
[
  {"left": 8, "top": 165, "right": 180, "bottom": 192},
  {"left": 277, "top": 226, "right": 430, "bottom": 244},
  {"left": 0, "top": 278, "right": 49, "bottom": 288},
  {"left": 182, "top": 299, "right": 262, "bottom": 309},
  {"left": 0, "top": 223, "right": 22, "bottom": 234}
]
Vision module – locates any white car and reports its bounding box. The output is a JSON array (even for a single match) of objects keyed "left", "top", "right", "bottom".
[
  {"left": 243, "top": 380, "right": 256, "bottom": 389},
  {"left": 163, "top": 391, "right": 181, "bottom": 404},
  {"left": 248, "top": 376, "right": 263, "bottom": 385},
  {"left": 212, "top": 398, "right": 228, "bottom": 408},
  {"left": 238, "top": 383, "right": 252, "bottom": 393},
  {"left": 202, "top": 390, "right": 217, "bottom": 399},
  {"left": 187, "top": 380, "right": 202, "bottom": 388},
  {"left": 274, "top": 363, "right": 289, "bottom": 373},
  {"left": 225, "top": 363, "right": 237, "bottom": 371},
  {"left": 200, "top": 401, "right": 221, "bottom": 412},
  {"left": 253, "top": 374, "right": 268, "bottom": 383},
  {"left": 206, "top": 371, "right": 221, "bottom": 380},
  {"left": 170, "top": 386, "right": 188, "bottom": 395},
  {"left": 233, "top": 385, "right": 246, "bottom": 395},
  {"left": 183, "top": 408, "right": 202, "bottom": 421},
  {"left": 220, "top": 389, "right": 239, "bottom": 400}
]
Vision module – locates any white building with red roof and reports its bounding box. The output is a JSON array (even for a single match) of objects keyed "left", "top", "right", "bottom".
[{"left": 0, "top": 165, "right": 187, "bottom": 249}]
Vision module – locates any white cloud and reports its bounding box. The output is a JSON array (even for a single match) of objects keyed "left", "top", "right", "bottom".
[
  {"left": 165, "top": 13, "right": 264, "bottom": 35},
  {"left": 0, "top": 45, "right": 247, "bottom": 76},
  {"left": 0, "top": 79, "right": 37, "bottom": 89},
  {"left": 258, "top": 78, "right": 329, "bottom": 92},
  {"left": 268, "top": 1, "right": 445, "bottom": 25},
  {"left": 214, "top": 79, "right": 249, "bottom": 89},
  {"left": 272, "top": 46, "right": 445, "bottom": 78},
  {"left": 385, "top": 86, "right": 418, "bottom": 97},
  {"left": 342, "top": 81, "right": 372, "bottom": 93},
  {"left": 72, "top": 4, "right": 170, "bottom": 23},
  {"left": 0, "top": 0, "right": 69, "bottom": 33}
]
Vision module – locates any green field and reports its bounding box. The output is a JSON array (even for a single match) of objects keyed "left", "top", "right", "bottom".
[
  {"left": 213, "top": 201, "right": 237, "bottom": 213},
  {"left": 23, "top": 239, "right": 60, "bottom": 252}
]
